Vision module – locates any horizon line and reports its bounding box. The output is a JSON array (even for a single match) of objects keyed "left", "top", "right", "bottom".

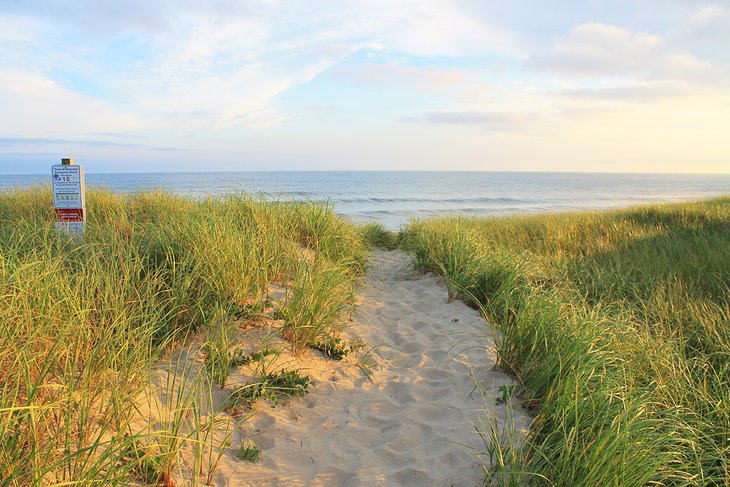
[{"left": 3, "top": 169, "right": 730, "bottom": 177}]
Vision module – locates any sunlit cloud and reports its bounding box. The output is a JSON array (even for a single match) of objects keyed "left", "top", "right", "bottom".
[{"left": 0, "top": 70, "right": 154, "bottom": 134}]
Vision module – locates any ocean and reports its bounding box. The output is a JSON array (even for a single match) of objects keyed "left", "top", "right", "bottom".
[{"left": 2, "top": 171, "right": 728, "bottom": 229}]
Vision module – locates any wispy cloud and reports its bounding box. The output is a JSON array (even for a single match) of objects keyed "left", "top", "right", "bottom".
[
  {"left": 528, "top": 23, "right": 711, "bottom": 79},
  {"left": 554, "top": 81, "right": 691, "bottom": 102},
  {"left": 672, "top": 5, "right": 730, "bottom": 49},
  {"left": 150, "top": 147, "right": 188, "bottom": 152},
  {"left": 420, "top": 110, "right": 543, "bottom": 132},
  {"left": 334, "top": 64, "right": 470, "bottom": 92},
  {"left": 0, "top": 136, "right": 140, "bottom": 148}
]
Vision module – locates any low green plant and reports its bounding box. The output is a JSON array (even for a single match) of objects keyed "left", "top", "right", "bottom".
[
  {"left": 312, "top": 336, "right": 365, "bottom": 360},
  {"left": 495, "top": 384, "right": 515, "bottom": 406},
  {"left": 228, "top": 369, "right": 311, "bottom": 409},
  {"left": 229, "top": 347, "right": 281, "bottom": 367},
  {"left": 237, "top": 439, "right": 262, "bottom": 463},
  {"left": 205, "top": 342, "right": 282, "bottom": 390}
]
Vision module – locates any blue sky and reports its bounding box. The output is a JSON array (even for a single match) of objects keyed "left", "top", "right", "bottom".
[{"left": 1, "top": 0, "right": 729, "bottom": 173}]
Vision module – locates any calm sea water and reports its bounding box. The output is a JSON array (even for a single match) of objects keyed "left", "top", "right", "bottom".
[{"left": 2, "top": 171, "right": 728, "bottom": 229}]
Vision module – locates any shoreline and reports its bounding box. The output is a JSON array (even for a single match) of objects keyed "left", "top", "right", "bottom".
[{"left": 2, "top": 172, "right": 728, "bottom": 231}]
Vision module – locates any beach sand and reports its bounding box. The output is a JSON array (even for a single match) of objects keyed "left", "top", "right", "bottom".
[
  {"left": 188, "top": 249, "right": 530, "bottom": 486},
  {"left": 133, "top": 250, "right": 530, "bottom": 486}
]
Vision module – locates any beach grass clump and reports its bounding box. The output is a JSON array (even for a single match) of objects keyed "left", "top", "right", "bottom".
[
  {"left": 202, "top": 314, "right": 235, "bottom": 387},
  {"left": 360, "top": 222, "right": 399, "bottom": 250},
  {"left": 123, "top": 438, "right": 166, "bottom": 485},
  {"left": 401, "top": 197, "right": 730, "bottom": 485},
  {"left": 0, "top": 187, "right": 366, "bottom": 485},
  {"left": 280, "top": 258, "right": 357, "bottom": 351},
  {"left": 290, "top": 200, "right": 369, "bottom": 274}
]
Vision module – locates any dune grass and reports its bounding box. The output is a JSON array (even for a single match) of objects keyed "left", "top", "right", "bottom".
[
  {"left": 0, "top": 186, "right": 367, "bottom": 485},
  {"left": 401, "top": 197, "right": 730, "bottom": 486},
  {"left": 359, "top": 222, "right": 400, "bottom": 250}
]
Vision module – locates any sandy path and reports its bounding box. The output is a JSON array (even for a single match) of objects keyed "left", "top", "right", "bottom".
[{"left": 219, "top": 250, "right": 529, "bottom": 486}]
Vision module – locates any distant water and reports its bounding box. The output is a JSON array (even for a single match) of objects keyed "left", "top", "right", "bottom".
[{"left": 2, "top": 171, "right": 728, "bottom": 229}]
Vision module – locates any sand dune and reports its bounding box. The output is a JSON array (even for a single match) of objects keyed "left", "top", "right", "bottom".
[{"left": 208, "top": 250, "right": 530, "bottom": 486}]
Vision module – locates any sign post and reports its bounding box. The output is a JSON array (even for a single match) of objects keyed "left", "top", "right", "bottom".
[{"left": 52, "top": 158, "right": 86, "bottom": 239}]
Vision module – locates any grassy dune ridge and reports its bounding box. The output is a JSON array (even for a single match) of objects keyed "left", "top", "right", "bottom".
[
  {"left": 0, "top": 187, "right": 367, "bottom": 485},
  {"left": 402, "top": 197, "right": 730, "bottom": 485}
]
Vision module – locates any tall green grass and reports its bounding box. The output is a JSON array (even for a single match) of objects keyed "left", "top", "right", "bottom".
[
  {"left": 0, "top": 187, "right": 367, "bottom": 485},
  {"left": 402, "top": 197, "right": 730, "bottom": 485}
]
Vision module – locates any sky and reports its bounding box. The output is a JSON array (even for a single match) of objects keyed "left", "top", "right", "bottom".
[{"left": 1, "top": 0, "right": 729, "bottom": 174}]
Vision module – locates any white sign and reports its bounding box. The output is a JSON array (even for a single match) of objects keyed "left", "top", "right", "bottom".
[
  {"left": 52, "top": 160, "right": 86, "bottom": 241},
  {"left": 52, "top": 164, "right": 85, "bottom": 209},
  {"left": 55, "top": 221, "right": 86, "bottom": 235}
]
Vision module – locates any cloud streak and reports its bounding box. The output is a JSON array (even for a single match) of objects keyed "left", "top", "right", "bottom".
[
  {"left": 0, "top": 136, "right": 140, "bottom": 148},
  {"left": 418, "top": 110, "right": 542, "bottom": 132},
  {"left": 528, "top": 22, "right": 711, "bottom": 79},
  {"left": 554, "top": 82, "right": 691, "bottom": 102}
]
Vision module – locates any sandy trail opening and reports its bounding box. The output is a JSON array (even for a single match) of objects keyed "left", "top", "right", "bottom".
[{"left": 219, "top": 249, "right": 529, "bottom": 486}]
